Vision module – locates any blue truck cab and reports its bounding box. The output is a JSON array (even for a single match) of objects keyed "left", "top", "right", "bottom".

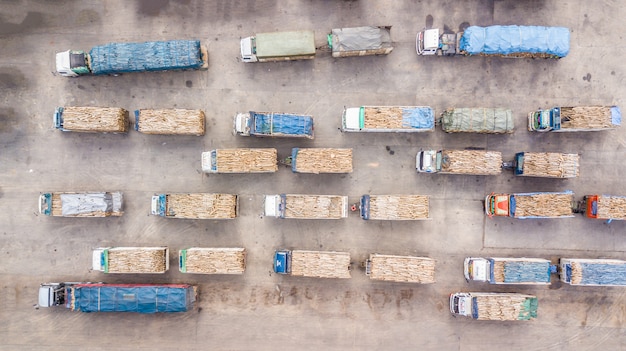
[{"left": 273, "top": 250, "right": 291, "bottom": 274}]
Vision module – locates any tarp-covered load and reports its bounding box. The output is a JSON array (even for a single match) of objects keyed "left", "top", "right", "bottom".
[
  {"left": 89, "top": 40, "right": 205, "bottom": 75},
  {"left": 564, "top": 259, "right": 626, "bottom": 286},
  {"left": 493, "top": 259, "right": 551, "bottom": 284},
  {"left": 442, "top": 108, "right": 513, "bottom": 133},
  {"left": 290, "top": 250, "right": 351, "bottom": 279},
  {"left": 512, "top": 191, "right": 574, "bottom": 218},
  {"left": 55, "top": 107, "right": 129, "bottom": 133},
  {"left": 68, "top": 284, "right": 196, "bottom": 313},
  {"left": 473, "top": 293, "right": 538, "bottom": 320},
  {"left": 362, "top": 106, "right": 434, "bottom": 130},
  {"left": 360, "top": 195, "right": 429, "bottom": 220},
  {"left": 161, "top": 193, "right": 237, "bottom": 219},
  {"left": 517, "top": 152, "right": 579, "bottom": 178},
  {"left": 134, "top": 109, "right": 205, "bottom": 135},
  {"left": 459, "top": 26, "right": 570, "bottom": 58},
  {"left": 291, "top": 148, "right": 353, "bottom": 173},
  {"left": 366, "top": 254, "right": 435, "bottom": 283},
  {"left": 255, "top": 31, "right": 316, "bottom": 59},
  {"left": 42, "top": 192, "right": 123, "bottom": 217},
  {"left": 179, "top": 248, "right": 246, "bottom": 274},
  {"left": 251, "top": 112, "right": 313, "bottom": 137},
  {"left": 330, "top": 26, "right": 393, "bottom": 57},
  {"left": 441, "top": 150, "right": 503, "bottom": 175}
]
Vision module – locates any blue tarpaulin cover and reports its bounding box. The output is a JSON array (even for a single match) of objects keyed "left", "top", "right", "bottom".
[
  {"left": 577, "top": 262, "right": 626, "bottom": 285},
  {"left": 252, "top": 112, "right": 313, "bottom": 136},
  {"left": 70, "top": 284, "right": 194, "bottom": 313},
  {"left": 89, "top": 40, "right": 203, "bottom": 75},
  {"left": 460, "top": 26, "right": 570, "bottom": 57},
  {"left": 499, "top": 261, "right": 551, "bottom": 283},
  {"left": 402, "top": 107, "right": 434, "bottom": 129}
]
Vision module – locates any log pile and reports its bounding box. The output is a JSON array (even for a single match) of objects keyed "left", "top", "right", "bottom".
[
  {"left": 363, "top": 107, "right": 405, "bottom": 129},
  {"left": 135, "top": 109, "right": 205, "bottom": 135},
  {"left": 521, "top": 153, "right": 579, "bottom": 178},
  {"left": 561, "top": 106, "right": 614, "bottom": 129},
  {"left": 216, "top": 148, "right": 277, "bottom": 173},
  {"left": 106, "top": 248, "right": 168, "bottom": 273},
  {"left": 293, "top": 148, "right": 353, "bottom": 173},
  {"left": 441, "top": 150, "right": 503, "bottom": 175},
  {"left": 62, "top": 107, "right": 128, "bottom": 133},
  {"left": 514, "top": 193, "right": 574, "bottom": 218},
  {"left": 596, "top": 195, "right": 626, "bottom": 220},
  {"left": 367, "top": 254, "right": 435, "bottom": 283},
  {"left": 290, "top": 250, "right": 351, "bottom": 279},
  {"left": 474, "top": 294, "right": 537, "bottom": 321},
  {"left": 284, "top": 195, "right": 347, "bottom": 219},
  {"left": 166, "top": 193, "right": 237, "bottom": 219},
  {"left": 368, "top": 195, "right": 429, "bottom": 220},
  {"left": 182, "top": 248, "right": 246, "bottom": 274}
]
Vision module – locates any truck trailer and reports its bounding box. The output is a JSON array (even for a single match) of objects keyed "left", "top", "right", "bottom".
[
  {"left": 234, "top": 111, "right": 314, "bottom": 138},
  {"left": 264, "top": 194, "right": 349, "bottom": 219},
  {"left": 512, "top": 152, "right": 579, "bottom": 178},
  {"left": 54, "top": 107, "right": 129, "bottom": 133},
  {"left": 151, "top": 193, "right": 238, "bottom": 219},
  {"left": 38, "top": 283, "right": 196, "bottom": 313},
  {"left": 341, "top": 106, "right": 434, "bottom": 132},
  {"left": 440, "top": 108, "right": 514, "bottom": 133},
  {"left": 56, "top": 39, "right": 208, "bottom": 77},
  {"left": 273, "top": 250, "right": 351, "bottom": 279},
  {"left": 559, "top": 258, "right": 626, "bottom": 287},
  {"left": 285, "top": 148, "right": 353, "bottom": 173},
  {"left": 582, "top": 195, "right": 626, "bottom": 221},
  {"left": 201, "top": 148, "right": 278, "bottom": 174},
  {"left": 179, "top": 248, "right": 246, "bottom": 274},
  {"left": 329, "top": 26, "right": 393, "bottom": 58},
  {"left": 359, "top": 195, "right": 429, "bottom": 220},
  {"left": 450, "top": 292, "right": 538, "bottom": 321},
  {"left": 417, "top": 150, "right": 503, "bottom": 175},
  {"left": 464, "top": 257, "right": 554, "bottom": 285},
  {"left": 485, "top": 191, "right": 574, "bottom": 219},
  {"left": 39, "top": 192, "right": 123, "bottom": 217},
  {"left": 92, "top": 247, "right": 169, "bottom": 274},
  {"left": 365, "top": 254, "right": 435, "bottom": 283},
  {"left": 240, "top": 30, "right": 315, "bottom": 63},
  {"left": 134, "top": 109, "right": 205, "bottom": 135},
  {"left": 417, "top": 25, "right": 569, "bottom": 59},
  {"left": 528, "top": 106, "right": 621, "bottom": 132}
]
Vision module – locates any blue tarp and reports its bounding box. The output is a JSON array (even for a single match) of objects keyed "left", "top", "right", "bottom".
[
  {"left": 401, "top": 107, "right": 434, "bottom": 129},
  {"left": 611, "top": 106, "right": 622, "bottom": 126},
  {"left": 89, "top": 40, "right": 204, "bottom": 75},
  {"left": 252, "top": 112, "right": 313, "bottom": 136},
  {"left": 498, "top": 261, "right": 551, "bottom": 283},
  {"left": 578, "top": 263, "right": 626, "bottom": 286},
  {"left": 460, "top": 26, "right": 570, "bottom": 58},
  {"left": 71, "top": 284, "right": 194, "bottom": 313}
]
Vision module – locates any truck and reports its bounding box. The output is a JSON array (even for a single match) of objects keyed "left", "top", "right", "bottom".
[
  {"left": 39, "top": 192, "right": 123, "bottom": 217},
  {"left": 179, "top": 248, "right": 246, "bottom": 274},
  {"left": 364, "top": 254, "right": 435, "bottom": 283},
  {"left": 56, "top": 39, "right": 208, "bottom": 77},
  {"left": 581, "top": 195, "right": 626, "bottom": 221},
  {"left": 328, "top": 26, "right": 393, "bottom": 58},
  {"left": 528, "top": 106, "right": 621, "bottom": 132},
  {"left": 151, "top": 193, "right": 238, "bottom": 219},
  {"left": 134, "top": 109, "right": 205, "bottom": 135},
  {"left": 464, "top": 257, "right": 554, "bottom": 285},
  {"left": 92, "top": 247, "right": 169, "bottom": 274},
  {"left": 38, "top": 283, "right": 196, "bottom": 313},
  {"left": 485, "top": 191, "right": 575, "bottom": 219},
  {"left": 417, "top": 150, "right": 503, "bottom": 175},
  {"left": 358, "top": 195, "right": 429, "bottom": 220},
  {"left": 201, "top": 148, "right": 278, "bottom": 174},
  {"left": 417, "top": 25, "right": 569, "bottom": 59},
  {"left": 54, "top": 107, "right": 129, "bottom": 133},
  {"left": 559, "top": 258, "right": 626, "bottom": 287},
  {"left": 440, "top": 108, "right": 514, "bottom": 134},
  {"left": 284, "top": 148, "right": 353, "bottom": 174},
  {"left": 240, "top": 30, "right": 315, "bottom": 63},
  {"left": 264, "top": 194, "right": 349, "bottom": 219},
  {"left": 449, "top": 292, "right": 538, "bottom": 321},
  {"left": 511, "top": 152, "right": 579, "bottom": 178},
  {"left": 234, "top": 111, "right": 314, "bottom": 138},
  {"left": 341, "top": 106, "right": 434, "bottom": 132},
  {"left": 273, "top": 250, "right": 351, "bottom": 279}
]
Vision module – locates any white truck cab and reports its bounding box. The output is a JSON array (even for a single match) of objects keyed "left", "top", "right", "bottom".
[
  {"left": 416, "top": 150, "right": 438, "bottom": 173},
  {"left": 234, "top": 112, "right": 251, "bottom": 136},
  {"left": 342, "top": 107, "right": 361, "bottom": 131},
  {"left": 463, "top": 257, "right": 489, "bottom": 282},
  {"left": 449, "top": 292, "right": 472, "bottom": 316},
  {"left": 240, "top": 37, "right": 257, "bottom": 62},
  {"left": 416, "top": 29, "right": 440, "bottom": 55},
  {"left": 264, "top": 195, "right": 280, "bottom": 217},
  {"left": 55, "top": 51, "right": 78, "bottom": 77},
  {"left": 92, "top": 249, "right": 105, "bottom": 271}
]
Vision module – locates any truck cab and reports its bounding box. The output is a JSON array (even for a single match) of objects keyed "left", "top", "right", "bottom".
[
  {"left": 273, "top": 250, "right": 291, "bottom": 274},
  {"left": 151, "top": 194, "right": 166, "bottom": 216},
  {"left": 264, "top": 195, "right": 282, "bottom": 217},
  {"left": 38, "top": 193, "right": 52, "bottom": 215},
  {"left": 416, "top": 29, "right": 458, "bottom": 56},
  {"left": 528, "top": 108, "right": 559, "bottom": 132},
  {"left": 341, "top": 107, "right": 363, "bottom": 131},
  {"left": 416, "top": 150, "right": 440, "bottom": 173},
  {"left": 55, "top": 50, "right": 90, "bottom": 77},
  {"left": 92, "top": 249, "right": 105, "bottom": 271},
  {"left": 463, "top": 258, "right": 489, "bottom": 282},
  {"left": 449, "top": 292, "right": 472, "bottom": 317},
  {"left": 485, "top": 194, "right": 512, "bottom": 217},
  {"left": 234, "top": 112, "right": 251, "bottom": 136},
  {"left": 38, "top": 283, "right": 66, "bottom": 308},
  {"left": 240, "top": 37, "right": 257, "bottom": 62}
]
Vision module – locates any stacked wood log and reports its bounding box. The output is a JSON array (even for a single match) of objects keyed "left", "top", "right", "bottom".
[
  {"left": 368, "top": 195, "right": 429, "bottom": 220},
  {"left": 166, "top": 193, "right": 237, "bottom": 219},
  {"left": 215, "top": 148, "right": 278, "bottom": 173},
  {"left": 474, "top": 294, "right": 537, "bottom": 321},
  {"left": 441, "top": 150, "right": 503, "bottom": 175},
  {"left": 290, "top": 250, "right": 351, "bottom": 279},
  {"left": 493, "top": 260, "right": 506, "bottom": 282},
  {"left": 135, "top": 109, "right": 205, "bottom": 135},
  {"left": 367, "top": 254, "right": 435, "bottom": 283},
  {"left": 293, "top": 148, "right": 353, "bottom": 173},
  {"left": 284, "top": 195, "right": 347, "bottom": 219},
  {"left": 62, "top": 107, "right": 128, "bottom": 133},
  {"left": 514, "top": 193, "right": 574, "bottom": 218},
  {"left": 561, "top": 106, "right": 614, "bottom": 129},
  {"left": 569, "top": 261, "right": 584, "bottom": 285},
  {"left": 106, "top": 248, "right": 168, "bottom": 273},
  {"left": 363, "top": 107, "right": 406, "bottom": 129},
  {"left": 181, "top": 248, "right": 246, "bottom": 274},
  {"left": 596, "top": 195, "right": 626, "bottom": 220},
  {"left": 521, "top": 153, "right": 579, "bottom": 178}
]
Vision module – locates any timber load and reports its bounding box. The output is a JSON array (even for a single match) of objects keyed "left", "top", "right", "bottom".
[
  {"left": 291, "top": 148, "right": 353, "bottom": 173},
  {"left": 179, "top": 248, "right": 246, "bottom": 274},
  {"left": 216, "top": 148, "right": 278, "bottom": 173},
  {"left": 164, "top": 193, "right": 237, "bottom": 219},
  {"left": 362, "top": 195, "right": 429, "bottom": 220},
  {"left": 441, "top": 150, "right": 503, "bottom": 175},
  {"left": 134, "top": 109, "right": 205, "bottom": 135},
  {"left": 366, "top": 254, "right": 435, "bottom": 283},
  {"left": 58, "top": 106, "right": 129, "bottom": 132},
  {"left": 290, "top": 250, "right": 351, "bottom": 279},
  {"left": 105, "top": 247, "right": 168, "bottom": 274},
  {"left": 520, "top": 152, "right": 579, "bottom": 178},
  {"left": 514, "top": 193, "right": 574, "bottom": 218}
]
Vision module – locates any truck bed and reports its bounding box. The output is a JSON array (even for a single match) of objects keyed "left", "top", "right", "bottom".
[
  {"left": 595, "top": 195, "right": 626, "bottom": 220},
  {"left": 330, "top": 26, "right": 393, "bottom": 58},
  {"left": 492, "top": 259, "right": 551, "bottom": 284},
  {"left": 165, "top": 193, "right": 237, "bottom": 219},
  {"left": 362, "top": 195, "right": 429, "bottom": 220},
  {"left": 440, "top": 150, "right": 503, "bottom": 175},
  {"left": 565, "top": 259, "right": 626, "bottom": 286},
  {"left": 49, "top": 192, "right": 123, "bottom": 217},
  {"left": 363, "top": 106, "right": 434, "bottom": 130},
  {"left": 519, "top": 152, "right": 579, "bottom": 178},
  {"left": 560, "top": 106, "right": 619, "bottom": 129},
  {"left": 284, "top": 195, "right": 348, "bottom": 219},
  {"left": 290, "top": 250, "right": 351, "bottom": 279},
  {"left": 179, "top": 248, "right": 246, "bottom": 274},
  {"left": 57, "top": 107, "right": 129, "bottom": 133},
  {"left": 473, "top": 293, "right": 538, "bottom": 321},
  {"left": 441, "top": 108, "right": 513, "bottom": 133},
  {"left": 134, "top": 109, "right": 205, "bottom": 135},
  {"left": 366, "top": 254, "right": 435, "bottom": 283},
  {"left": 212, "top": 148, "right": 277, "bottom": 173},
  {"left": 291, "top": 148, "right": 353, "bottom": 173},
  {"left": 105, "top": 248, "right": 168, "bottom": 274},
  {"left": 513, "top": 192, "right": 574, "bottom": 218},
  {"left": 251, "top": 112, "right": 314, "bottom": 138}
]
